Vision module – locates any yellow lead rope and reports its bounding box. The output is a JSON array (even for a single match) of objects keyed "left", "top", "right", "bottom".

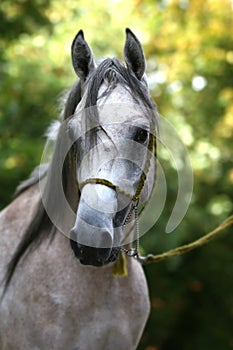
[
  {"left": 137, "top": 214, "right": 233, "bottom": 265},
  {"left": 112, "top": 214, "right": 233, "bottom": 276}
]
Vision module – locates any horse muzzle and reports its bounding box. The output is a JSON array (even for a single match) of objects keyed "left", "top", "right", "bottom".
[
  {"left": 70, "top": 183, "right": 124, "bottom": 266},
  {"left": 70, "top": 241, "right": 120, "bottom": 266}
]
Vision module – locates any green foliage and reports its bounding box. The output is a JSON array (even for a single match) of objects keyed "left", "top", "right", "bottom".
[
  {"left": 0, "top": 0, "right": 52, "bottom": 42},
  {"left": 0, "top": 0, "right": 232, "bottom": 349}
]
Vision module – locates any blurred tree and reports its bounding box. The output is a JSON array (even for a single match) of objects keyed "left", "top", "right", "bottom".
[
  {"left": 0, "top": 0, "right": 57, "bottom": 204},
  {"left": 0, "top": 0, "right": 52, "bottom": 41},
  {"left": 0, "top": 0, "right": 232, "bottom": 349}
]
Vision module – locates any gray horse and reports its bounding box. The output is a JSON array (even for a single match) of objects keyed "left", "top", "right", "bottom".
[{"left": 0, "top": 29, "right": 158, "bottom": 349}]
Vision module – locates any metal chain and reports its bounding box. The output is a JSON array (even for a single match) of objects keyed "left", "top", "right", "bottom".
[
  {"left": 134, "top": 205, "right": 140, "bottom": 256},
  {"left": 121, "top": 203, "right": 140, "bottom": 259}
]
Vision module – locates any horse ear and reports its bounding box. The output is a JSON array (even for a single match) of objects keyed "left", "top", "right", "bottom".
[
  {"left": 71, "top": 30, "right": 95, "bottom": 80},
  {"left": 124, "top": 28, "right": 146, "bottom": 80}
]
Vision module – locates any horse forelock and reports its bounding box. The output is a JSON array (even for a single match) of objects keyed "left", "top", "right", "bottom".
[
  {"left": 71, "top": 57, "right": 158, "bottom": 153},
  {"left": 84, "top": 57, "right": 155, "bottom": 110}
]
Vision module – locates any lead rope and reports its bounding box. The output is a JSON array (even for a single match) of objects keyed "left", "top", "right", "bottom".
[{"left": 114, "top": 213, "right": 233, "bottom": 276}]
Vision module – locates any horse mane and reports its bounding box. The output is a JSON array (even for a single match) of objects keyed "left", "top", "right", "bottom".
[{"left": 3, "top": 58, "right": 157, "bottom": 292}]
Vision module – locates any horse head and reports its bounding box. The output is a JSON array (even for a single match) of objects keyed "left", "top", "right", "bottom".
[{"left": 67, "top": 29, "right": 158, "bottom": 266}]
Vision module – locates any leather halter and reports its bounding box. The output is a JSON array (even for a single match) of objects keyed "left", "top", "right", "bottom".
[
  {"left": 76, "top": 132, "right": 156, "bottom": 260},
  {"left": 78, "top": 132, "right": 156, "bottom": 203}
]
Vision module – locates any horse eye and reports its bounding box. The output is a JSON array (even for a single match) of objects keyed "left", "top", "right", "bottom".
[{"left": 133, "top": 128, "right": 148, "bottom": 144}]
